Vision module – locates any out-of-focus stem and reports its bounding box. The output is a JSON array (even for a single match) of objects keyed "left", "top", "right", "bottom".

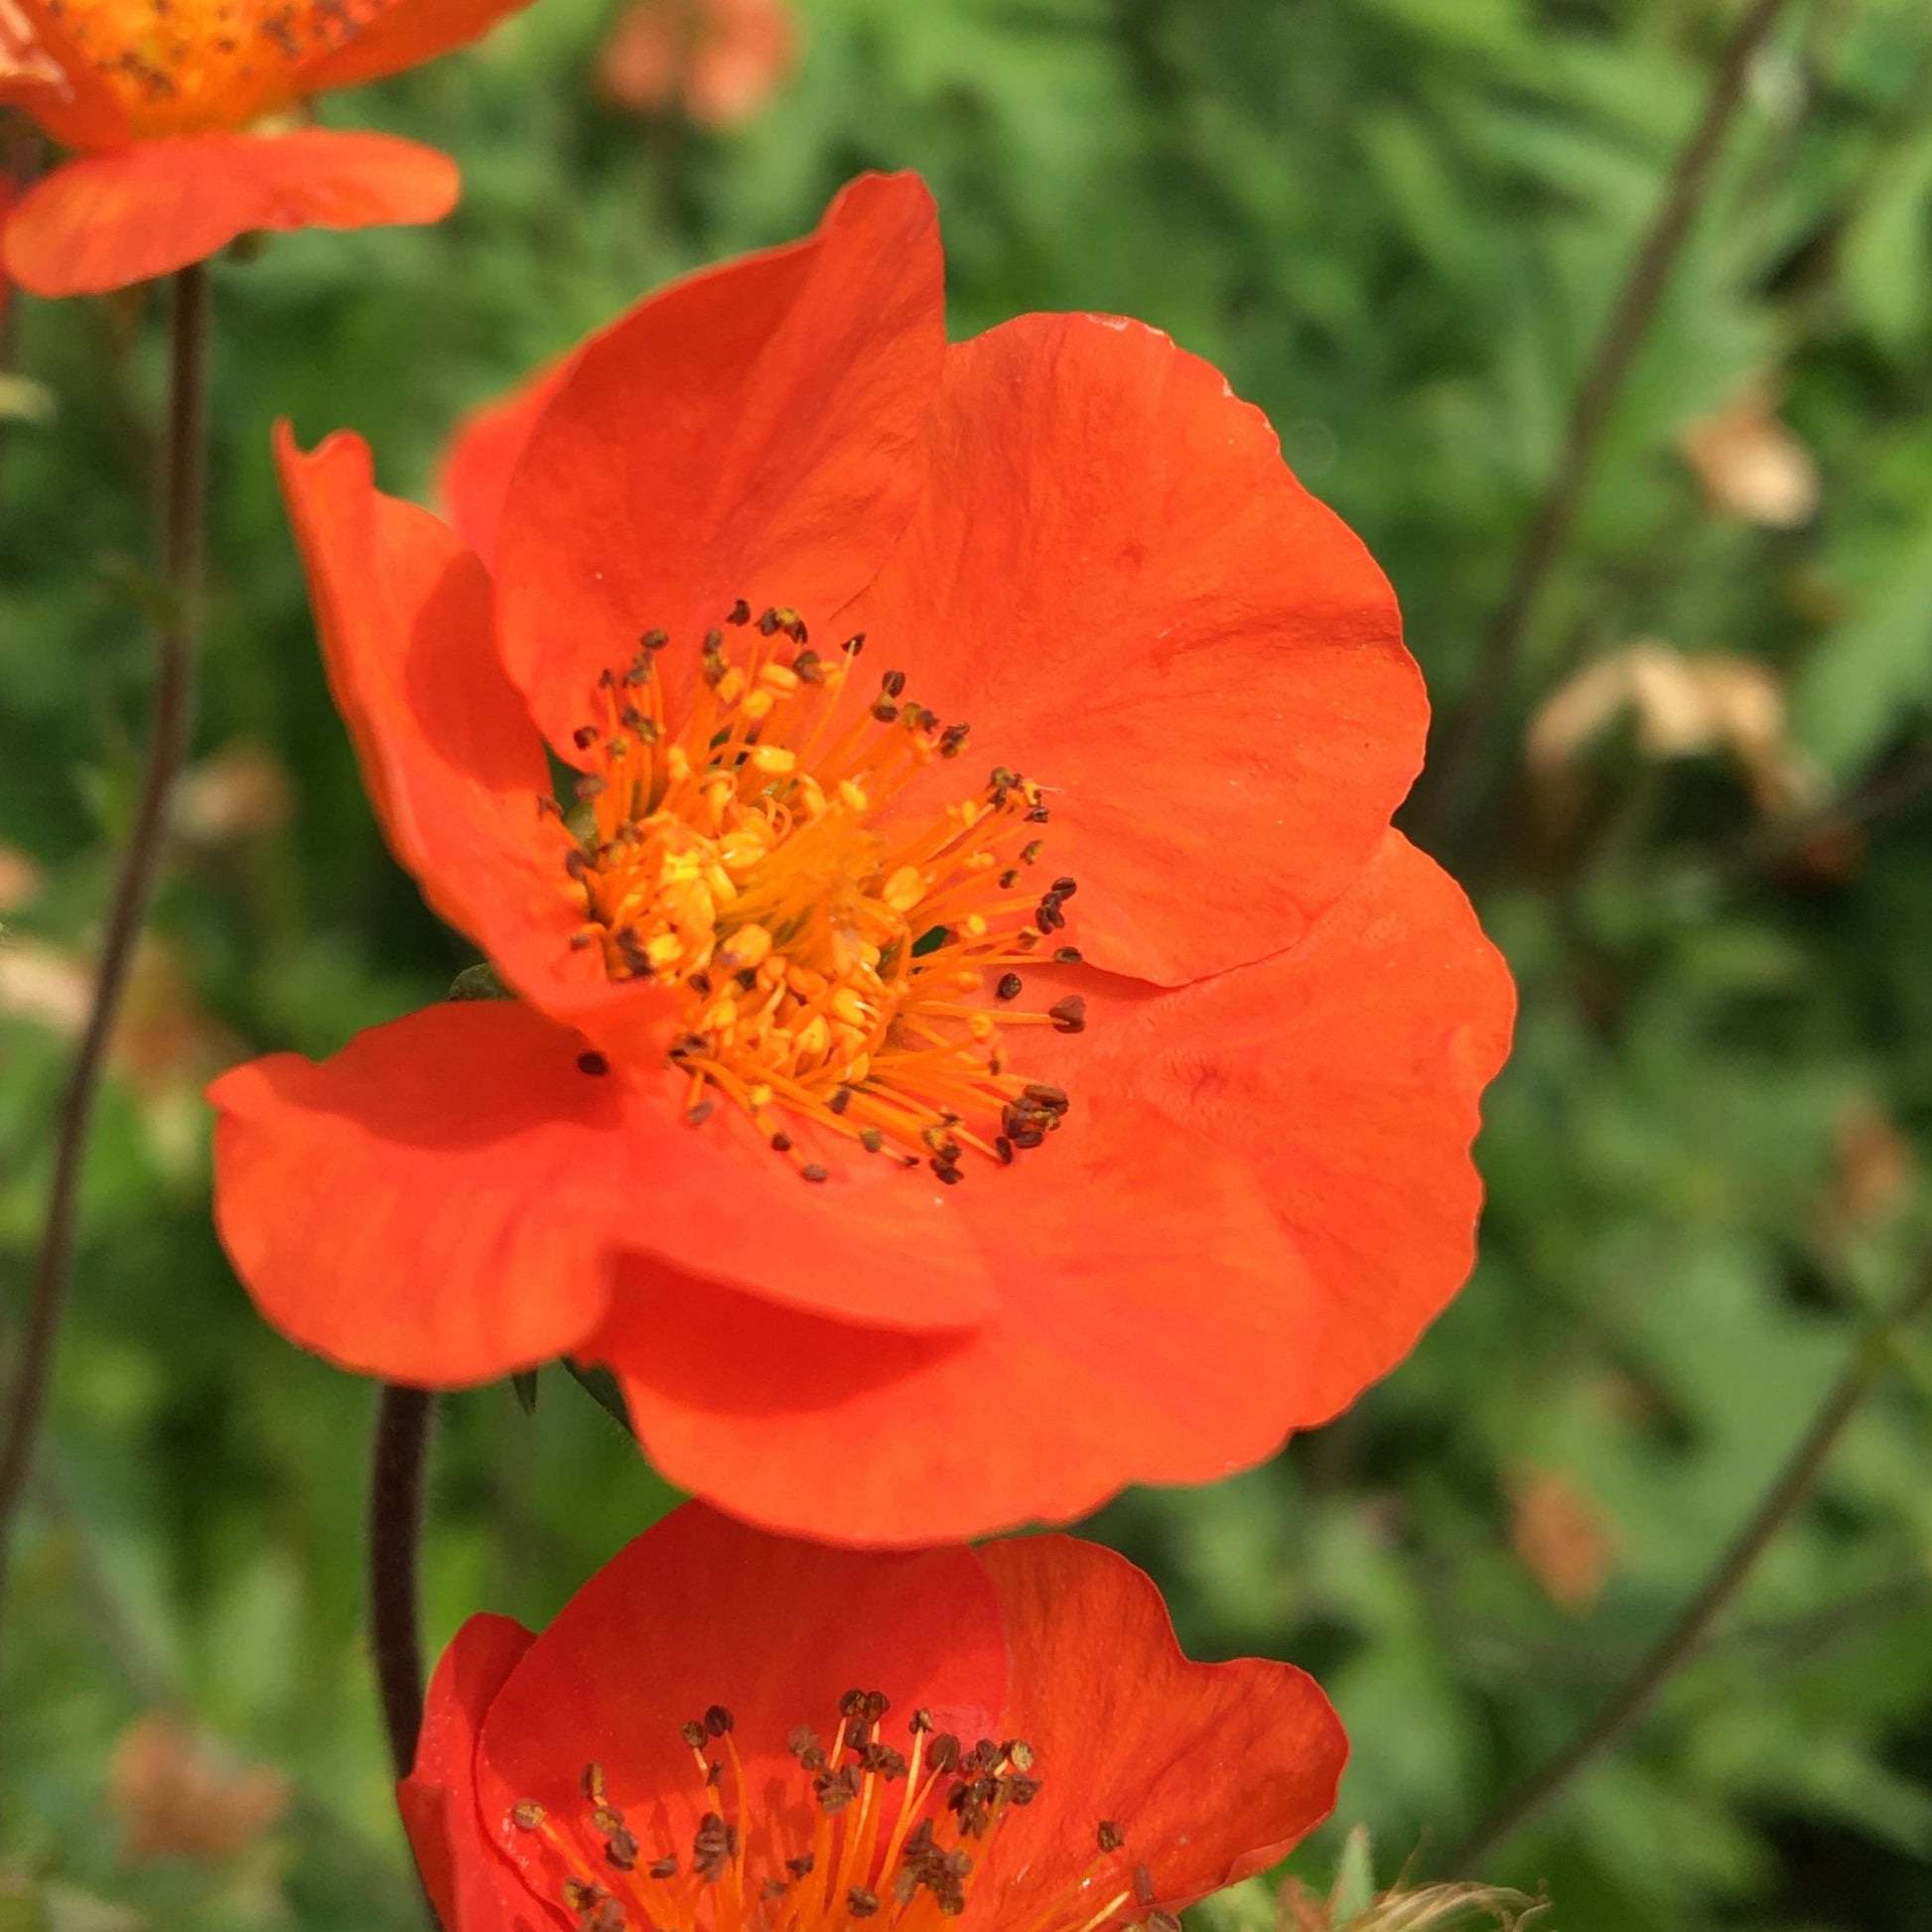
[
  {"left": 1444, "top": 1261, "right": 1932, "bottom": 1875},
  {"left": 368, "top": 1384, "right": 433, "bottom": 1784},
  {"left": 1411, "top": 0, "right": 1797, "bottom": 855},
  {"left": 0, "top": 260, "right": 209, "bottom": 1666}
]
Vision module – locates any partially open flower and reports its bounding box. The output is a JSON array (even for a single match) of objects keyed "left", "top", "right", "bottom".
[
  {"left": 209, "top": 172, "right": 1514, "bottom": 1544},
  {"left": 0, "top": 0, "right": 531, "bottom": 294},
  {"left": 402, "top": 1504, "right": 1346, "bottom": 1932}
]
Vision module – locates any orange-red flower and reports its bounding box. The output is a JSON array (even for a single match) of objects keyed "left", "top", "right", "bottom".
[
  {"left": 0, "top": 0, "right": 527, "bottom": 296},
  {"left": 208, "top": 172, "right": 1515, "bottom": 1545},
  {"left": 401, "top": 1503, "right": 1346, "bottom": 1932},
  {"left": 597, "top": 0, "right": 798, "bottom": 130}
]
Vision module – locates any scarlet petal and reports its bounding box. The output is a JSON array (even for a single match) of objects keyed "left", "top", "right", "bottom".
[
  {"left": 2, "top": 131, "right": 458, "bottom": 297},
  {"left": 471, "top": 1504, "right": 1006, "bottom": 1898},
  {"left": 296, "top": 0, "right": 536, "bottom": 96},
  {"left": 493, "top": 171, "right": 943, "bottom": 753},
  {"left": 211, "top": 1002, "right": 1002, "bottom": 1386},
  {"left": 600, "top": 1102, "right": 1321, "bottom": 1544},
  {"left": 399, "top": 1613, "right": 557, "bottom": 1932},
  {"left": 274, "top": 423, "right": 610, "bottom": 1025},
  {"left": 0, "top": 0, "right": 127, "bottom": 150},
  {"left": 1028, "top": 830, "right": 1516, "bottom": 1423},
  {"left": 207, "top": 1003, "right": 629, "bottom": 1386},
  {"left": 971, "top": 1536, "right": 1346, "bottom": 1918},
  {"left": 437, "top": 351, "right": 576, "bottom": 568},
  {"left": 850, "top": 312, "right": 1425, "bottom": 985}
]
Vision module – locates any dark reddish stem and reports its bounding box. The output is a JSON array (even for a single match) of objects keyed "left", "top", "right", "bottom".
[
  {"left": 1442, "top": 1262, "right": 1932, "bottom": 1875},
  {"left": 369, "top": 1383, "right": 433, "bottom": 1783},
  {"left": 0, "top": 260, "right": 208, "bottom": 1660},
  {"left": 1411, "top": 0, "right": 1796, "bottom": 853}
]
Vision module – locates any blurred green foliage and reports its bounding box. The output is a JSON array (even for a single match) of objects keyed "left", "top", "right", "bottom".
[{"left": 6, "top": 0, "right": 1932, "bottom": 1927}]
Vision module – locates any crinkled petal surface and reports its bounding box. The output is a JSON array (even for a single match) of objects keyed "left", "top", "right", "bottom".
[
  {"left": 272, "top": 423, "right": 608, "bottom": 1025},
  {"left": 846, "top": 312, "right": 1426, "bottom": 984},
  {"left": 493, "top": 171, "right": 944, "bottom": 753},
  {"left": 1024, "top": 830, "right": 1515, "bottom": 1422},
  {"left": 595, "top": 1101, "right": 1323, "bottom": 1544},
  {"left": 401, "top": 1614, "right": 557, "bottom": 1932},
  {"left": 969, "top": 1537, "right": 1346, "bottom": 1922},
  {"left": 472, "top": 1505, "right": 1007, "bottom": 1899},
  {"left": 208, "top": 1001, "right": 1005, "bottom": 1390},
  {"left": 2, "top": 130, "right": 457, "bottom": 296}
]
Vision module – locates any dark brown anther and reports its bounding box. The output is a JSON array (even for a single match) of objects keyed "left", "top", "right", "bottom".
[
  {"left": 578, "top": 1050, "right": 610, "bottom": 1077},
  {"left": 1050, "top": 877, "right": 1077, "bottom": 897},
  {"left": 701, "top": 652, "right": 728, "bottom": 689},
  {"left": 895, "top": 1868, "right": 923, "bottom": 1908},
  {"left": 1096, "top": 1820, "right": 1124, "bottom": 1853},
  {"left": 842, "top": 632, "right": 867, "bottom": 655},
  {"left": 881, "top": 669, "right": 907, "bottom": 699},
  {"left": 1134, "top": 1863, "right": 1156, "bottom": 1905},
  {"left": 938, "top": 723, "right": 970, "bottom": 758},
  {"left": 860, "top": 1127, "right": 885, "bottom": 1154},
  {"left": 704, "top": 1704, "right": 734, "bottom": 1737},
  {"left": 780, "top": 611, "right": 808, "bottom": 643},
  {"left": 1053, "top": 946, "right": 1083, "bottom": 964},
  {"left": 864, "top": 1690, "right": 891, "bottom": 1723},
  {"left": 572, "top": 725, "right": 600, "bottom": 750},
  {"left": 591, "top": 1805, "right": 624, "bottom": 1834},
  {"left": 1023, "top": 1083, "right": 1070, "bottom": 1111},
  {"left": 649, "top": 1856, "right": 679, "bottom": 1880},
  {"left": 756, "top": 607, "right": 779, "bottom": 635},
  {"left": 680, "top": 1720, "right": 707, "bottom": 1749},
  {"left": 1021, "top": 840, "right": 1042, "bottom": 865},
  {"left": 641, "top": 628, "right": 670, "bottom": 652},
  {"left": 787, "top": 1855, "right": 816, "bottom": 1878},
  {"left": 686, "top": 1098, "right": 716, "bottom": 1126},
  {"left": 581, "top": 1762, "right": 607, "bottom": 1804},
  {"left": 1027, "top": 805, "right": 1050, "bottom": 823},
  {"left": 788, "top": 1724, "right": 818, "bottom": 1757},
  {"left": 565, "top": 850, "right": 591, "bottom": 881},
  {"left": 605, "top": 1829, "right": 639, "bottom": 1871},
  {"left": 702, "top": 629, "right": 723, "bottom": 651},
  {"left": 996, "top": 973, "right": 1023, "bottom": 1001},
  {"left": 705, "top": 1761, "right": 723, "bottom": 1787},
  {"left": 998, "top": 868, "right": 1020, "bottom": 889},
  {"left": 931, "top": 1161, "right": 963, "bottom": 1184},
  {"left": 839, "top": 1689, "right": 868, "bottom": 1719},
  {"left": 761, "top": 1879, "right": 788, "bottom": 1901},
  {"left": 570, "top": 931, "right": 596, "bottom": 950},
  {"left": 928, "top": 1734, "right": 961, "bottom": 1773},
  {"left": 735, "top": 968, "right": 759, "bottom": 992},
  {"left": 994, "top": 1135, "right": 1014, "bottom": 1165},
  {"left": 871, "top": 701, "right": 899, "bottom": 724},
  {"left": 770, "top": 1132, "right": 794, "bottom": 1153},
  {"left": 616, "top": 930, "right": 653, "bottom": 977},
  {"left": 1049, "top": 995, "right": 1087, "bottom": 1035},
  {"left": 848, "top": 1888, "right": 881, "bottom": 1919},
  {"left": 908, "top": 1707, "right": 934, "bottom": 1734},
  {"left": 1005, "top": 1774, "right": 1040, "bottom": 1805},
  {"left": 829, "top": 1086, "right": 853, "bottom": 1115},
  {"left": 814, "top": 1767, "right": 859, "bottom": 1814},
  {"left": 512, "top": 1800, "right": 546, "bottom": 1831},
  {"left": 727, "top": 599, "right": 752, "bottom": 625},
  {"left": 793, "top": 649, "right": 824, "bottom": 684},
  {"left": 800, "top": 1164, "right": 830, "bottom": 1183},
  {"left": 688, "top": 970, "right": 713, "bottom": 996},
  {"left": 576, "top": 774, "right": 608, "bottom": 802},
  {"left": 624, "top": 657, "right": 651, "bottom": 687}
]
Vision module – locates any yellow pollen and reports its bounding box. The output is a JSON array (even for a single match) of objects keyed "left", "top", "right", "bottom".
[
  {"left": 45, "top": 0, "right": 388, "bottom": 133},
  {"left": 510, "top": 1697, "right": 1153, "bottom": 1932},
  {"left": 554, "top": 609, "right": 1087, "bottom": 1180}
]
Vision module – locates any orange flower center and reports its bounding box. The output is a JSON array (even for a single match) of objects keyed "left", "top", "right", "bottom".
[
  {"left": 510, "top": 1693, "right": 1159, "bottom": 1932},
  {"left": 45, "top": 0, "right": 380, "bottom": 133},
  {"left": 558, "top": 605, "right": 1086, "bottom": 1182}
]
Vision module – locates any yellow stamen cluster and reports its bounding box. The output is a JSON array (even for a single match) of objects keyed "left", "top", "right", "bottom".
[
  {"left": 557, "top": 603, "right": 1087, "bottom": 1182},
  {"left": 45, "top": 0, "right": 380, "bottom": 132},
  {"left": 510, "top": 1693, "right": 1160, "bottom": 1932}
]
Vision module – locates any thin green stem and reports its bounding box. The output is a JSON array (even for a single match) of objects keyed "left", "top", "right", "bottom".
[{"left": 1442, "top": 1263, "right": 1932, "bottom": 1876}]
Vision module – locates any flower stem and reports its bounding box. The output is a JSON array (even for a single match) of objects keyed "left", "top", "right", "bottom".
[
  {"left": 1442, "top": 1261, "right": 1932, "bottom": 1877},
  {"left": 1409, "top": 0, "right": 1795, "bottom": 855},
  {"left": 0, "top": 260, "right": 209, "bottom": 1660},
  {"left": 368, "top": 1384, "right": 434, "bottom": 1783}
]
